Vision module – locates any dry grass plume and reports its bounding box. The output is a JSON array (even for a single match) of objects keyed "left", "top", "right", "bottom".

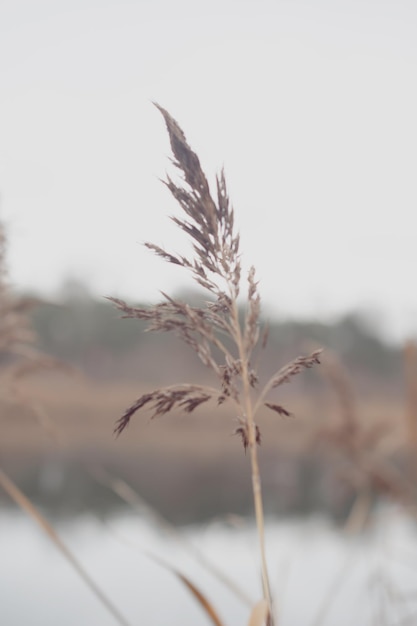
[{"left": 110, "top": 104, "right": 322, "bottom": 624}]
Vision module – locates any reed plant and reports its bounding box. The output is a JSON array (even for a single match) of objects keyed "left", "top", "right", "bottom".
[
  {"left": 318, "top": 349, "right": 415, "bottom": 518},
  {"left": 110, "top": 104, "right": 321, "bottom": 624}
]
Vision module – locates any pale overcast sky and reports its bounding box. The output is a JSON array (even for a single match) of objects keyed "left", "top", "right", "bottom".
[{"left": 0, "top": 0, "right": 416, "bottom": 341}]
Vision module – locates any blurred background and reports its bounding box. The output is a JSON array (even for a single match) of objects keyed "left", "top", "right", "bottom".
[{"left": 1, "top": 1, "right": 417, "bottom": 625}]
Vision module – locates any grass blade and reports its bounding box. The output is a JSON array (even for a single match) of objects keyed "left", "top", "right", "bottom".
[
  {"left": 0, "top": 468, "right": 132, "bottom": 626},
  {"left": 147, "top": 552, "right": 227, "bottom": 626},
  {"left": 92, "top": 466, "right": 253, "bottom": 607}
]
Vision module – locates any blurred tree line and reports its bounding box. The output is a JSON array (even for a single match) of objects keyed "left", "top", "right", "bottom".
[{"left": 26, "top": 280, "right": 403, "bottom": 389}]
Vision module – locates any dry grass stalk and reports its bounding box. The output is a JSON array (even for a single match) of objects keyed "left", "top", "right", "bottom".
[
  {"left": 92, "top": 467, "right": 253, "bottom": 608},
  {"left": 311, "top": 350, "right": 417, "bottom": 626},
  {"left": 146, "top": 551, "right": 227, "bottom": 626},
  {"left": 0, "top": 222, "right": 131, "bottom": 624},
  {"left": 110, "top": 104, "right": 321, "bottom": 623},
  {"left": 0, "top": 468, "right": 132, "bottom": 626}
]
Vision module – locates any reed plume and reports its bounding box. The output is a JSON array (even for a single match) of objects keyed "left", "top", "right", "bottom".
[{"left": 110, "top": 104, "right": 321, "bottom": 623}]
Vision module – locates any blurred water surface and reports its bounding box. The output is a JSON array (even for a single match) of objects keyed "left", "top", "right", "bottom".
[{"left": 1, "top": 507, "right": 417, "bottom": 626}]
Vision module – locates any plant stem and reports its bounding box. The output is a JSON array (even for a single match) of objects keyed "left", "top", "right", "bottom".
[
  {"left": 231, "top": 298, "right": 274, "bottom": 623},
  {"left": 242, "top": 360, "right": 274, "bottom": 621}
]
